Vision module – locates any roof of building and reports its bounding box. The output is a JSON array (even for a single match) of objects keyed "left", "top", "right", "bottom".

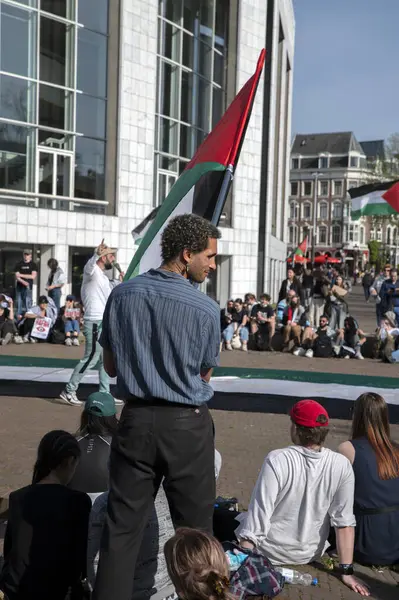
[
  {"left": 359, "top": 140, "right": 385, "bottom": 161},
  {"left": 292, "top": 132, "right": 364, "bottom": 156}
]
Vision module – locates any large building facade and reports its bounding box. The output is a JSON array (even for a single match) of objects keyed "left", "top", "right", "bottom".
[
  {"left": 288, "top": 132, "right": 399, "bottom": 272},
  {"left": 0, "top": 0, "right": 294, "bottom": 305}
]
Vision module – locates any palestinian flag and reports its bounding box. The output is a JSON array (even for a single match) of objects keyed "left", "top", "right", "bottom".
[
  {"left": 287, "top": 236, "right": 308, "bottom": 264},
  {"left": 295, "top": 236, "right": 307, "bottom": 257},
  {"left": 349, "top": 180, "right": 399, "bottom": 219},
  {"left": 125, "top": 49, "right": 266, "bottom": 279}
]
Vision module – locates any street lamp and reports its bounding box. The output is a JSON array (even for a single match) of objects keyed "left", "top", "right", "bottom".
[{"left": 311, "top": 172, "right": 321, "bottom": 264}]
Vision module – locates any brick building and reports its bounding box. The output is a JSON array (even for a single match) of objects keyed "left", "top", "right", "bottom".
[{"left": 288, "top": 132, "right": 399, "bottom": 272}]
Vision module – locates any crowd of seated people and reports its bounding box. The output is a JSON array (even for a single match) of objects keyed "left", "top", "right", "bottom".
[
  {"left": 0, "top": 292, "right": 83, "bottom": 348},
  {"left": 220, "top": 264, "right": 399, "bottom": 360},
  {"left": 4, "top": 393, "right": 399, "bottom": 598}
]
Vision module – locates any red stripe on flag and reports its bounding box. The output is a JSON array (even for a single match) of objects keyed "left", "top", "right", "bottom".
[
  {"left": 186, "top": 49, "right": 266, "bottom": 170},
  {"left": 382, "top": 182, "right": 399, "bottom": 213}
]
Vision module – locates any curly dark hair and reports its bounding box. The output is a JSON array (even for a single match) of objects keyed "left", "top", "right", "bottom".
[{"left": 161, "top": 214, "right": 221, "bottom": 263}]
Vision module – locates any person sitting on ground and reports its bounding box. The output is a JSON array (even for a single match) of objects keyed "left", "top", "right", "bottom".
[
  {"left": 276, "top": 289, "right": 296, "bottom": 329},
  {"left": 16, "top": 295, "right": 57, "bottom": 343},
  {"left": 375, "top": 311, "right": 399, "bottom": 362},
  {"left": 293, "top": 314, "right": 337, "bottom": 358},
  {"left": 278, "top": 268, "right": 303, "bottom": 303},
  {"left": 235, "top": 399, "right": 369, "bottom": 596},
  {"left": 244, "top": 293, "right": 257, "bottom": 317},
  {"left": 281, "top": 293, "right": 311, "bottom": 352},
  {"left": 220, "top": 299, "right": 234, "bottom": 334},
  {"left": 0, "top": 430, "right": 91, "bottom": 600},
  {"left": 338, "top": 393, "right": 399, "bottom": 566},
  {"left": 0, "top": 295, "right": 18, "bottom": 346},
  {"left": 336, "top": 316, "right": 366, "bottom": 360},
  {"left": 63, "top": 294, "right": 81, "bottom": 346},
  {"left": 327, "top": 275, "right": 350, "bottom": 330},
  {"left": 222, "top": 298, "right": 249, "bottom": 352},
  {"left": 68, "top": 392, "right": 118, "bottom": 502},
  {"left": 164, "top": 528, "right": 232, "bottom": 600},
  {"left": 250, "top": 293, "right": 275, "bottom": 352}
]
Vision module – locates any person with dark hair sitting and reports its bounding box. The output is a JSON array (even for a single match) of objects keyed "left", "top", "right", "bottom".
[
  {"left": 16, "top": 295, "right": 57, "bottom": 344},
  {"left": 235, "top": 400, "right": 369, "bottom": 596},
  {"left": 250, "top": 294, "right": 275, "bottom": 351},
  {"left": 338, "top": 393, "right": 399, "bottom": 566},
  {"left": 0, "top": 295, "right": 18, "bottom": 345},
  {"left": 336, "top": 316, "right": 366, "bottom": 360},
  {"left": 68, "top": 392, "right": 118, "bottom": 502},
  {"left": 0, "top": 430, "right": 91, "bottom": 600}
]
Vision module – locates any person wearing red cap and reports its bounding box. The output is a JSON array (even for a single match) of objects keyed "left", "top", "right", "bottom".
[{"left": 235, "top": 400, "right": 369, "bottom": 596}]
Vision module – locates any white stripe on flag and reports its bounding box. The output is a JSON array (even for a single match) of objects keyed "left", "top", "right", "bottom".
[
  {"left": 138, "top": 186, "right": 195, "bottom": 274},
  {"left": 351, "top": 189, "right": 387, "bottom": 212}
]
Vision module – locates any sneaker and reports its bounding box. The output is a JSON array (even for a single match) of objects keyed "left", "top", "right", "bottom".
[
  {"left": 1, "top": 332, "right": 13, "bottom": 346},
  {"left": 305, "top": 348, "right": 314, "bottom": 358},
  {"left": 344, "top": 354, "right": 350, "bottom": 359},
  {"left": 23, "top": 334, "right": 30, "bottom": 343},
  {"left": 241, "top": 342, "right": 248, "bottom": 352},
  {"left": 355, "top": 350, "right": 364, "bottom": 360},
  {"left": 225, "top": 342, "right": 232, "bottom": 351},
  {"left": 72, "top": 337, "right": 80, "bottom": 346},
  {"left": 30, "top": 337, "right": 37, "bottom": 343},
  {"left": 14, "top": 335, "right": 24, "bottom": 345},
  {"left": 114, "top": 398, "right": 124, "bottom": 406},
  {"left": 65, "top": 338, "right": 72, "bottom": 346},
  {"left": 293, "top": 347, "right": 306, "bottom": 357},
  {"left": 59, "top": 390, "right": 82, "bottom": 406}
]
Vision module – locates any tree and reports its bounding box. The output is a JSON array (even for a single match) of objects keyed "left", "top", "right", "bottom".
[{"left": 368, "top": 240, "right": 381, "bottom": 269}]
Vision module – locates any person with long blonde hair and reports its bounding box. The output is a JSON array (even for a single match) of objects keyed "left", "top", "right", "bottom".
[
  {"left": 338, "top": 392, "right": 399, "bottom": 565},
  {"left": 164, "top": 528, "right": 234, "bottom": 600}
]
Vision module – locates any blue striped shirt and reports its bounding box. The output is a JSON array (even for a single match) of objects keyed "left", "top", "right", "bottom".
[{"left": 100, "top": 269, "right": 221, "bottom": 405}]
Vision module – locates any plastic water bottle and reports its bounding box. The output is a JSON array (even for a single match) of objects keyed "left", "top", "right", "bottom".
[
  {"left": 225, "top": 550, "right": 248, "bottom": 571},
  {"left": 275, "top": 567, "right": 318, "bottom": 586}
]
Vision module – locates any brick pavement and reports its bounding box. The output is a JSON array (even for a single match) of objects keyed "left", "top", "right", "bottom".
[{"left": 0, "top": 397, "right": 399, "bottom": 599}]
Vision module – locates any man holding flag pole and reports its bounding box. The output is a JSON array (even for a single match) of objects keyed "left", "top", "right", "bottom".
[{"left": 93, "top": 51, "right": 266, "bottom": 600}]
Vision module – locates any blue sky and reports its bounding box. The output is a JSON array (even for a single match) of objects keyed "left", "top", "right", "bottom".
[{"left": 292, "top": 0, "right": 399, "bottom": 142}]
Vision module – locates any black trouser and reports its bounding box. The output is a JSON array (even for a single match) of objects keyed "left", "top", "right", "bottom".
[
  {"left": 0, "top": 320, "right": 17, "bottom": 339},
  {"left": 93, "top": 399, "right": 215, "bottom": 600}
]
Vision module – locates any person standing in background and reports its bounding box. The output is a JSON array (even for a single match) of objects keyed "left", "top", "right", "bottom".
[
  {"left": 302, "top": 268, "right": 314, "bottom": 310},
  {"left": 14, "top": 249, "right": 38, "bottom": 319},
  {"left": 46, "top": 258, "right": 66, "bottom": 313},
  {"left": 278, "top": 268, "right": 303, "bottom": 304},
  {"left": 59, "top": 240, "right": 124, "bottom": 406},
  {"left": 370, "top": 264, "right": 391, "bottom": 326}
]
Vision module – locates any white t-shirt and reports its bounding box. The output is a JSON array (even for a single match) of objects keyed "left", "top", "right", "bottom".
[
  {"left": 235, "top": 445, "right": 355, "bottom": 565},
  {"left": 81, "top": 254, "right": 116, "bottom": 321}
]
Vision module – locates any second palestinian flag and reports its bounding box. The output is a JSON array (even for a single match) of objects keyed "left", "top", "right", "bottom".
[{"left": 349, "top": 180, "right": 399, "bottom": 219}]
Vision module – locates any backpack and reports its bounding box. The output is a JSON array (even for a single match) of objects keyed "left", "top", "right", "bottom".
[
  {"left": 224, "top": 542, "right": 284, "bottom": 600},
  {"left": 313, "top": 334, "right": 333, "bottom": 358}
]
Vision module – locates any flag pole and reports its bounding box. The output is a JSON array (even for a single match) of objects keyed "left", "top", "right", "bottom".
[{"left": 211, "top": 164, "right": 234, "bottom": 225}]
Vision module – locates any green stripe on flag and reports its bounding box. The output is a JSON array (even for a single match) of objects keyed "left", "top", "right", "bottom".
[
  {"left": 351, "top": 203, "right": 397, "bottom": 219},
  {"left": 125, "top": 161, "right": 225, "bottom": 280}
]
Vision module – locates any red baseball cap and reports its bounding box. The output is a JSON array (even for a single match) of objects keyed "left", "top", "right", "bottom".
[{"left": 290, "top": 399, "right": 329, "bottom": 427}]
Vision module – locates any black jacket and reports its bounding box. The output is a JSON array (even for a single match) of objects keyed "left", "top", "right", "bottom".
[{"left": 278, "top": 277, "right": 303, "bottom": 303}]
